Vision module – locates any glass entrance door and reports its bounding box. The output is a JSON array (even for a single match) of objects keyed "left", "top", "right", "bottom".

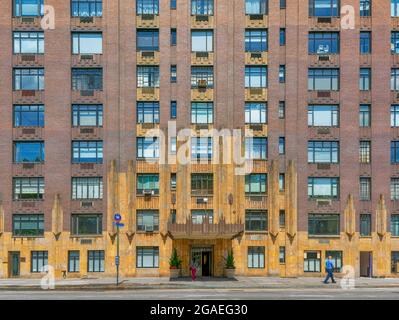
[
  {"left": 191, "top": 246, "right": 213, "bottom": 277},
  {"left": 9, "top": 252, "right": 20, "bottom": 277}
]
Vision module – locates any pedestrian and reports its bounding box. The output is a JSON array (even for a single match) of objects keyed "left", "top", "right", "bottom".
[
  {"left": 323, "top": 255, "right": 336, "bottom": 284},
  {"left": 190, "top": 263, "right": 197, "bottom": 281}
]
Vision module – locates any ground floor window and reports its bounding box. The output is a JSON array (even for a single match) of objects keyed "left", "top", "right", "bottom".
[
  {"left": 31, "top": 251, "right": 48, "bottom": 273},
  {"left": 279, "top": 246, "right": 286, "bottom": 264},
  {"left": 392, "top": 251, "right": 399, "bottom": 273},
  {"left": 304, "top": 251, "right": 321, "bottom": 272},
  {"left": 87, "top": 250, "right": 104, "bottom": 272},
  {"left": 248, "top": 246, "right": 265, "bottom": 269},
  {"left": 137, "top": 247, "right": 159, "bottom": 268},
  {"left": 68, "top": 251, "right": 80, "bottom": 273},
  {"left": 325, "top": 250, "right": 343, "bottom": 272}
]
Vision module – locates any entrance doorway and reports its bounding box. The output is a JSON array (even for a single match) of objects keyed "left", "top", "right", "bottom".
[
  {"left": 191, "top": 247, "right": 213, "bottom": 277},
  {"left": 8, "top": 252, "right": 20, "bottom": 278},
  {"left": 360, "top": 251, "right": 372, "bottom": 277}
]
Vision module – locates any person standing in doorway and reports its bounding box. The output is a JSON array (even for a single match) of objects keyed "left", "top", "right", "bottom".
[
  {"left": 190, "top": 263, "right": 197, "bottom": 281},
  {"left": 323, "top": 255, "right": 336, "bottom": 284}
]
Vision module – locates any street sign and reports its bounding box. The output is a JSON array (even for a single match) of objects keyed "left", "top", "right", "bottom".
[
  {"left": 114, "top": 213, "right": 122, "bottom": 221},
  {"left": 113, "top": 222, "right": 125, "bottom": 227}
]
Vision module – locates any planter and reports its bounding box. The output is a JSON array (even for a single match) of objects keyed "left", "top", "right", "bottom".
[
  {"left": 224, "top": 268, "right": 236, "bottom": 279},
  {"left": 170, "top": 268, "right": 181, "bottom": 279}
]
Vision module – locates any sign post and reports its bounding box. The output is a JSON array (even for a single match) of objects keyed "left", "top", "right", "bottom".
[{"left": 113, "top": 213, "right": 124, "bottom": 286}]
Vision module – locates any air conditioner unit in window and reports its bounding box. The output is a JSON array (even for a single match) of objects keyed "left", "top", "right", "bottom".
[
  {"left": 145, "top": 225, "right": 154, "bottom": 232},
  {"left": 197, "top": 79, "right": 208, "bottom": 88},
  {"left": 143, "top": 190, "right": 155, "bottom": 196},
  {"left": 196, "top": 197, "right": 208, "bottom": 204}
]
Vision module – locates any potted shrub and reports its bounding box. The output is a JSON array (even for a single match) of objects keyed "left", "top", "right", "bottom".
[
  {"left": 169, "top": 248, "right": 182, "bottom": 279},
  {"left": 224, "top": 250, "right": 236, "bottom": 278}
]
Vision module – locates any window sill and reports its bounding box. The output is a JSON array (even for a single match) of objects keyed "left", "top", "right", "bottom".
[
  {"left": 70, "top": 235, "right": 103, "bottom": 238},
  {"left": 308, "top": 235, "right": 340, "bottom": 239},
  {"left": 12, "top": 235, "right": 44, "bottom": 239},
  {"left": 245, "top": 231, "right": 268, "bottom": 234}
]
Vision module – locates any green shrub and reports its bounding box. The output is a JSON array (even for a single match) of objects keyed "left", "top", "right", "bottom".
[{"left": 169, "top": 248, "right": 182, "bottom": 269}]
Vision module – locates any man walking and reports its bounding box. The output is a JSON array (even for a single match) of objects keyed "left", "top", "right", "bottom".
[{"left": 323, "top": 255, "right": 336, "bottom": 284}]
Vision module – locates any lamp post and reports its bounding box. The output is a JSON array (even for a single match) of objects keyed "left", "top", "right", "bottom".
[{"left": 113, "top": 213, "right": 123, "bottom": 286}]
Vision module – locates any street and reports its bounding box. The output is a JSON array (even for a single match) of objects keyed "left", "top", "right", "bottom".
[{"left": 1, "top": 287, "right": 399, "bottom": 300}]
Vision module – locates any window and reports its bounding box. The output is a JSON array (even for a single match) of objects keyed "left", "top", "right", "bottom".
[
  {"left": 72, "top": 33, "right": 102, "bottom": 54},
  {"left": 171, "top": 209, "right": 177, "bottom": 223},
  {"left": 245, "top": 0, "right": 268, "bottom": 14},
  {"left": 245, "top": 29, "right": 268, "bottom": 52},
  {"left": 136, "top": 0, "right": 159, "bottom": 14},
  {"left": 171, "top": 28, "right": 177, "bottom": 46},
  {"left": 279, "top": 65, "right": 286, "bottom": 83},
  {"left": 360, "top": 32, "right": 371, "bottom": 54},
  {"left": 279, "top": 210, "right": 286, "bottom": 228},
  {"left": 279, "top": 173, "right": 285, "bottom": 191},
  {"left": 191, "top": 173, "right": 213, "bottom": 195},
  {"left": 245, "top": 174, "right": 267, "bottom": 195},
  {"left": 392, "top": 32, "right": 399, "bottom": 53},
  {"left": 360, "top": 104, "right": 371, "bottom": 127},
  {"left": 309, "top": 0, "right": 339, "bottom": 17},
  {"left": 392, "top": 178, "right": 399, "bottom": 200},
  {"left": 14, "top": 105, "right": 44, "bottom": 128},
  {"left": 137, "top": 174, "right": 159, "bottom": 194},
  {"left": 137, "top": 137, "right": 159, "bottom": 159},
  {"left": 280, "top": 0, "right": 286, "bottom": 9},
  {"left": 392, "top": 105, "right": 399, "bottom": 127},
  {"left": 393, "top": 0, "right": 399, "bottom": 17},
  {"left": 279, "top": 101, "right": 285, "bottom": 119},
  {"left": 88, "top": 250, "right": 104, "bottom": 272},
  {"left": 170, "top": 137, "right": 177, "bottom": 155},
  {"left": 137, "top": 29, "right": 159, "bottom": 51},
  {"left": 191, "top": 30, "right": 213, "bottom": 52},
  {"left": 13, "top": 214, "right": 44, "bottom": 237},
  {"left": 279, "top": 247, "right": 286, "bottom": 264},
  {"left": 392, "top": 141, "right": 399, "bottom": 164},
  {"left": 308, "top": 68, "right": 339, "bottom": 91},
  {"left": 359, "top": 68, "right": 371, "bottom": 90},
  {"left": 171, "top": 173, "right": 177, "bottom": 190},
  {"left": 170, "top": 101, "right": 177, "bottom": 119},
  {"left": 359, "top": 177, "right": 371, "bottom": 201},
  {"left": 137, "top": 102, "right": 159, "bottom": 124},
  {"left": 392, "top": 251, "right": 399, "bottom": 273},
  {"left": 245, "top": 103, "right": 267, "bottom": 124},
  {"left": 72, "top": 0, "right": 102, "bottom": 17},
  {"left": 137, "top": 66, "right": 160, "bottom": 87},
  {"left": 280, "top": 28, "right": 286, "bottom": 46},
  {"left": 14, "top": 141, "right": 44, "bottom": 163},
  {"left": 392, "top": 69, "right": 399, "bottom": 91},
  {"left": 137, "top": 210, "right": 159, "bottom": 232},
  {"left": 14, "top": 68, "right": 44, "bottom": 90},
  {"left": 191, "top": 137, "right": 213, "bottom": 160},
  {"left": 308, "top": 105, "right": 338, "bottom": 127},
  {"left": 308, "top": 32, "right": 339, "bottom": 54},
  {"left": 13, "top": 32, "right": 44, "bottom": 54},
  {"left": 72, "top": 105, "right": 103, "bottom": 127},
  {"left": 360, "top": 0, "right": 371, "bottom": 16},
  {"left": 308, "top": 177, "right": 339, "bottom": 199},
  {"left": 72, "top": 68, "right": 103, "bottom": 90},
  {"left": 325, "top": 251, "right": 342, "bottom": 272},
  {"left": 245, "top": 66, "right": 267, "bottom": 88},
  {"left": 191, "top": 102, "right": 213, "bottom": 124},
  {"left": 170, "top": 65, "right": 177, "bottom": 82},
  {"left": 191, "top": 210, "right": 213, "bottom": 224},
  {"left": 31, "top": 251, "right": 48, "bottom": 273},
  {"left": 71, "top": 214, "right": 102, "bottom": 235},
  {"left": 136, "top": 247, "right": 159, "bottom": 268},
  {"left": 359, "top": 141, "right": 371, "bottom": 163},
  {"left": 308, "top": 141, "right": 339, "bottom": 163},
  {"left": 191, "top": 0, "right": 214, "bottom": 15},
  {"left": 391, "top": 215, "right": 399, "bottom": 236},
  {"left": 279, "top": 137, "right": 285, "bottom": 155},
  {"left": 68, "top": 251, "right": 80, "bottom": 273},
  {"left": 308, "top": 214, "right": 340, "bottom": 236},
  {"left": 360, "top": 214, "right": 371, "bottom": 236},
  {"left": 191, "top": 67, "right": 213, "bottom": 88},
  {"left": 72, "top": 141, "right": 103, "bottom": 163},
  {"left": 248, "top": 247, "right": 265, "bottom": 269},
  {"left": 245, "top": 210, "right": 267, "bottom": 231},
  {"left": 13, "top": 177, "right": 44, "bottom": 200},
  {"left": 245, "top": 137, "right": 268, "bottom": 160},
  {"left": 14, "top": 0, "right": 44, "bottom": 16},
  {"left": 171, "top": 0, "right": 176, "bottom": 9},
  {"left": 304, "top": 251, "right": 321, "bottom": 272},
  {"left": 72, "top": 177, "right": 103, "bottom": 200}
]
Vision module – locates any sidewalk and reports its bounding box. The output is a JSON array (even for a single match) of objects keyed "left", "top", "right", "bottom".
[{"left": 1, "top": 276, "right": 399, "bottom": 290}]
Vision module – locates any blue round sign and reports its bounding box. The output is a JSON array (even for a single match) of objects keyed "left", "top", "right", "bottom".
[{"left": 114, "top": 213, "right": 122, "bottom": 221}]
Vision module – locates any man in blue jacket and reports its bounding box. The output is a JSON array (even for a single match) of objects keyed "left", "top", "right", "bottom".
[{"left": 323, "top": 255, "right": 336, "bottom": 284}]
